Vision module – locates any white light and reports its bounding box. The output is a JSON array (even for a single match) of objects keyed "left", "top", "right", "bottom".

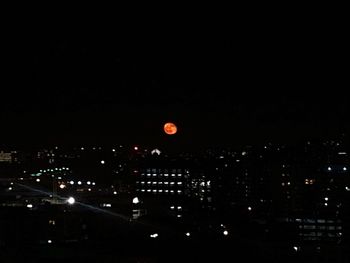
[
  {"left": 92, "top": 182, "right": 96, "bottom": 186},
  {"left": 48, "top": 240, "right": 52, "bottom": 244},
  {"left": 112, "top": 149, "right": 116, "bottom": 152},
  {"left": 343, "top": 167, "right": 347, "bottom": 171},
  {"left": 59, "top": 184, "right": 65, "bottom": 189},
  {"left": 113, "top": 191, "right": 117, "bottom": 195},
  {"left": 346, "top": 186, "right": 350, "bottom": 191},
  {"left": 88, "top": 188, "right": 91, "bottom": 191},
  {"left": 248, "top": 206, "right": 252, "bottom": 211},
  {"left": 150, "top": 233, "right": 158, "bottom": 238},
  {"left": 8, "top": 187, "right": 12, "bottom": 191},
  {"left": 328, "top": 167, "right": 332, "bottom": 171},
  {"left": 36, "top": 178, "right": 40, "bottom": 182},
  {"left": 101, "top": 160, "right": 105, "bottom": 164},
  {"left": 70, "top": 181, "right": 74, "bottom": 185},
  {"left": 223, "top": 230, "right": 229, "bottom": 236},
  {"left": 293, "top": 246, "right": 299, "bottom": 252},
  {"left": 134, "top": 146, "right": 139, "bottom": 151},
  {"left": 87, "top": 181, "right": 91, "bottom": 185},
  {"left": 170, "top": 206, "right": 175, "bottom": 210},
  {"left": 324, "top": 203, "right": 328, "bottom": 206},
  {"left": 81, "top": 147, "right": 84, "bottom": 150},
  {"left": 67, "top": 197, "right": 75, "bottom": 205},
  {"left": 132, "top": 197, "right": 140, "bottom": 204},
  {"left": 185, "top": 232, "right": 191, "bottom": 237},
  {"left": 27, "top": 204, "right": 33, "bottom": 208},
  {"left": 78, "top": 181, "right": 82, "bottom": 185},
  {"left": 177, "top": 215, "right": 182, "bottom": 218},
  {"left": 324, "top": 197, "right": 329, "bottom": 201}
]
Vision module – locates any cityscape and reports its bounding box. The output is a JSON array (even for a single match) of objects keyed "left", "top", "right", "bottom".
[
  {"left": 1, "top": 11, "right": 348, "bottom": 262},
  {"left": 1, "top": 134, "right": 349, "bottom": 262}
]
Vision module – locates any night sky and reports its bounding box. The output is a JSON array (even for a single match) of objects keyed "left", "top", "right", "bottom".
[{"left": 1, "top": 16, "right": 348, "bottom": 149}]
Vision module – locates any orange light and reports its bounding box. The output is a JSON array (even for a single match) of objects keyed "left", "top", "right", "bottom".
[{"left": 164, "top": 122, "right": 177, "bottom": 135}]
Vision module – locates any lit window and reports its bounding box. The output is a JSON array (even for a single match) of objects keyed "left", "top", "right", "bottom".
[
  {"left": 141, "top": 189, "right": 145, "bottom": 192},
  {"left": 177, "top": 182, "right": 182, "bottom": 185},
  {"left": 147, "top": 189, "right": 151, "bottom": 192},
  {"left": 170, "top": 182, "right": 175, "bottom": 185},
  {"left": 177, "top": 190, "right": 182, "bottom": 193}
]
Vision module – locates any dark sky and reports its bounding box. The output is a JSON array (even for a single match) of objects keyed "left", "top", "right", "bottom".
[{"left": 1, "top": 15, "right": 348, "bottom": 149}]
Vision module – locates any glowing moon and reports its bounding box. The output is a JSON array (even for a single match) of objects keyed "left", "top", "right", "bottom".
[{"left": 164, "top": 122, "right": 177, "bottom": 135}]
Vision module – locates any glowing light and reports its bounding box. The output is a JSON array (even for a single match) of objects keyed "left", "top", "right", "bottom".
[
  {"left": 8, "top": 187, "right": 12, "bottom": 191},
  {"left": 343, "top": 167, "right": 347, "bottom": 171},
  {"left": 324, "top": 197, "right": 329, "bottom": 201},
  {"left": 134, "top": 146, "right": 139, "bottom": 151},
  {"left": 67, "top": 197, "right": 75, "bottom": 205},
  {"left": 293, "top": 246, "right": 299, "bottom": 252},
  {"left": 164, "top": 122, "right": 177, "bottom": 135},
  {"left": 328, "top": 167, "right": 332, "bottom": 171},
  {"left": 113, "top": 191, "right": 117, "bottom": 195},
  {"left": 59, "top": 184, "right": 66, "bottom": 189},
  {"left": 87, "top": 181, "right": 91, "bottom": 185},
  {"left": 101, "top": 160, "right": 105, "bottom": 164},
  {"left": 346, "top": 186, "right": 350, "bottom": 191},
  {"left": 223, "top": 230, "right": 229, "bottom": 236},
  {"left": 48, "top": 240, "right": 52, "bottom": 244},
  {"left": 150, "top": 233, "right": 158, "bottom": 238},
  {"left": 27, "top": 204, "right": 33, "bottom": 208},
  {"left": 36, "top": 178, "right": 40, "bottom": 182},
  {"left": 78, "top": 181, "right": 82, "bottom": 185},
  {"left": 132, "top": 197, "right": 140, "bottom": 204},
  {"left": 248, "top": 206, "right": 252, "bottom": 211},
  {"left": 69, "top": 181, "right": 74, "bottom": 185},
  {"left": 185, "top": 232, "right": 191, "bottom": 237}
]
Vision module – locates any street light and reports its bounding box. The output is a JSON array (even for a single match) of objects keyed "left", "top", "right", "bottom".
[
  {"left": 67, "top": 197, "right": 75, "bottom": 205},
  {"left": 132, "top": 197, "right": 140, "bottom": 204}
]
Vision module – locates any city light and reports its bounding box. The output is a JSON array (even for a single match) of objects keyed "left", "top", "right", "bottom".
[
  {"left": 223, "top": 230, "right": 229, "bottom": 236},
  {"left": 150, "top": 233, "right": 158, "bottom": 238},
  {"left": 27, "top": 204, "right": 33, "bottom": 208},
  {"left": 48, "top": 240, "right": 52, "bottom": 244},
  {"left": 293, "top": 246, "right": 299, "bottom": 252},
  {"left": 328, "top": 167, "right": 332, "bottom": 171},
  {"left": 67, "top": 197, "right": 75, "bottom": 205},
  {"left": 59, "top": 184, "right": 66, "bottom": 189},
  {"left": 132, "top": 197, "right": 140, "bottom": 204},
  {"left": 101, "top": 160, "right": 105, "bottom": 164},
  {"left": 87, "top": 181, "right": 91, "bottom": 185},
  {"left": 134, "top": 146, "right": 139, "bottom": 151},
  {"left": 113, "top": 191, "right": 117, "bottom": 195},
  {"left": 343, "top": 167, "right": 347, "bottom": 171},
  {"left": 324, "top": 197, "right": 329, "bottom": 201},
  {"left": 36, "top": 178, "right": 40, "bottom": 182},
  {"left": 78, "top": 181, "right": 82, "bottom": 185},
  {"left": 8, "top": 187, "right": 12, "bottom": 191},
  {"left": 185, "top": 232, "right": 191, "bottom": 237},
  {"left": 346, "top": 186, "right": 350, "bottom": 192},
  {"left": 248, "top": 206, "right": 252, "bottom": 211},
  {"left": 69, "top": 181, "right": 74, "bottom": 185}
]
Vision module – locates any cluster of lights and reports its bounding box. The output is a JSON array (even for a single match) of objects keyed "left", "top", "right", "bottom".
[{"left": 150, "top": 233, "right": 158, "bottom": 238}]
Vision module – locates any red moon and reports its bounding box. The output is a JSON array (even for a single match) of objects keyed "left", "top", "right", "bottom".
[{"left": 164, "top": 122, "right": 177, "bottom": 135}]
